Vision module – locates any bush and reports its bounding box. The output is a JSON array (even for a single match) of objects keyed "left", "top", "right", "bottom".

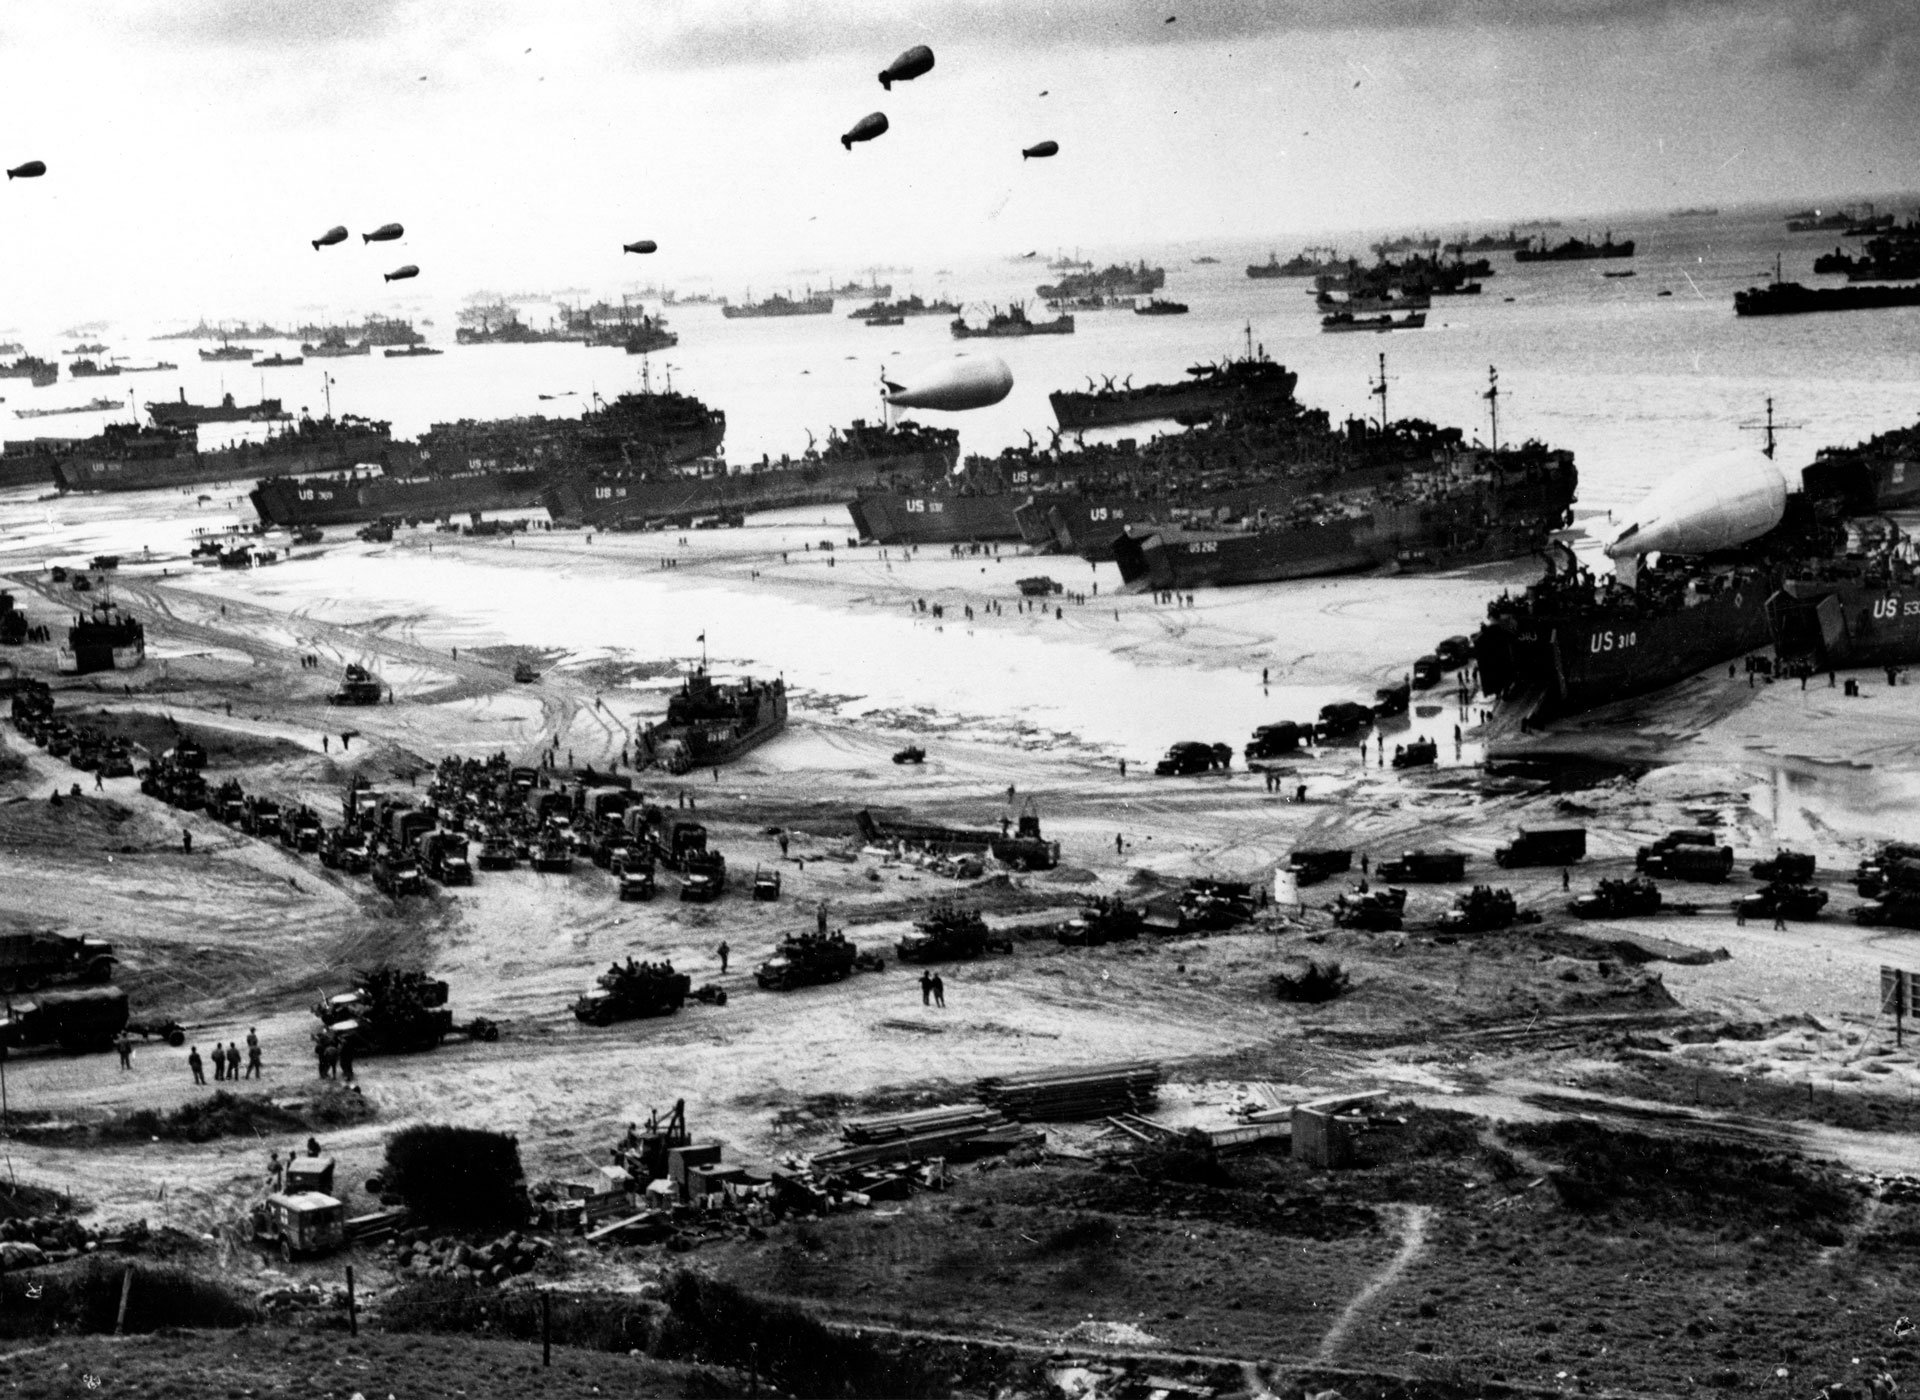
[
  {"left": 383, "top": 1125, "right": 525, "bottom": 1230},
  {"left": 658, "top": 1270, "right": 944, "bottom": 1398},
  {"left": 0, "top": 1257, "right": 257, "bottom": 1339},
  {"left": 97, "top": 1086, "right": 374, "bottom": 1145},
  {"left": 1271, "top": 957, "right": 1350, "bottom": 1003}
]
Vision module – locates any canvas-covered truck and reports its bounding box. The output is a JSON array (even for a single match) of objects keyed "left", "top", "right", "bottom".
[
  {"left": 0, "top": 930, "right": 115, "bottom": 992},
  {"left": 251, "top": 1192, "right": 345, "bottom": 1263},
  {"left": 0, "top": 986, "right": 184, "bottom": 1055}
]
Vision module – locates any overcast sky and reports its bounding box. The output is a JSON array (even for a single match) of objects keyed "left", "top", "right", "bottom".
[{"left": 0, "top": 0, "right": 1912, "bottom": 330}]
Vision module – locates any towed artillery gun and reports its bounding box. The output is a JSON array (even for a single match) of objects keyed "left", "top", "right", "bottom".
[
  {"left": 755, "top": 931, "right": 884, "bottom": 991},
  {"left": 573, "top": 958, "right": 691, "bottom": 1025},
  {"left": 896, "top": 903, "right": 1012, "bottom": 962}
]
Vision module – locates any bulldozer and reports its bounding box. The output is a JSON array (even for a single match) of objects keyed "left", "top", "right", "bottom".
[
  {"left": 1568, "top": 877, "right": 1663, "bottom": 919},
  {"left": 755, "top": 932, "right": 884, "bottom": 991},
  {"left": 896, "top": 902, "right": 1012, "bottom": 962},
  {"left": 573, "top": 958, "right": 691, "bottom": 1025}
]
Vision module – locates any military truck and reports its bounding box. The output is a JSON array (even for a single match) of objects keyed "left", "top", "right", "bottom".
[
  {"left": 1155, "top": 741, "right": 1233, "bottom": 776},
  {"left": 1636, "top": 842, "right": 1734, "bottom": 883},
  {"left": 1178, "top": 878, "right": 1259, "bottom": 931},
  {"left": 617, "top": 860, "right": 656, "bottom": 901},
  {"left": 1569, "top": 877, "right": 1663, "bottom": 919},
  {"left": 372, "top": 851, "right": 425, "bottom": 897},
  {"left": 1411, "top": 655, "right": 1443, "bottom": 689},
  {"left": 1057, "top": 896, "right": 1145, "bottom": 947},
  {"left": 0, "top": 986, "right": 183, "bottom": 1054},
  {"left": 0, "top": 931, "right": 115, "bottom": 993},
  {"left": 1314, "top": 702, "right": 1374, "bottom": 741},
  {"left": 1752, "top": 850, "right": 1816, "bottom": 883},
  {"left": 896, "top": 904, "right": 1013, "bottom": 962},
  {"left": 313, "top": 968, "right": 493, "bottom": 1054},
  {"left": 755, "top": 932, "right": 883, "bottom": 990},
  {"left": 420, "top": 831, "right": 473, "bottom": 886},
  {"left": 1246, "top": 720, "right": 1312, "bottom": 762},
  {"left": 1378, "top": 850, "right": 1468, "bottom": 883},
  {"left": 1735, "top": 883, "right": 1828, "bottom": 921},
  {"left": 1372, "top": 682, "right": 1410, "bottom": 719},
  {"left": 251, "top": 1193, "right": 344, "bottom": 1263},
  {"left": 1391, "top": 738, "right": 1438, "bottom": 769},
  {"left": 678, "top": 851, "right": 726, "bottom": 903},
  {"left": 573, "top": 959, "right": 691, "bottom": 1025},
  {"left": 477, "top": 833, "right": 518, "bottom": 871},
  {"left": 207, "top": 779, "right": 246, "bottom": 825},
  {"left": 1288, "top": 849, "right": 1353, "bottom": 886},
  {"left": 1331, "top": 887, "right": 1407, "bottom": 931},
  {"left": 1494, "top": 826, "right": 1587, "bottom": 868},
  {"left": 281, "top": 806, "right": 323, "bottom": 855},
  {"left": 1856, "top": 892, "right": 1920, "bottom": 930},
  {"left": 1434, "top": 635, "right": 1472, "bottom": 669},
  {"left": 242, "top": 796, "right": 282, "bottom": 840},
  {"left": 1438, "top": 886, "right": 1537, "bottom": 933}
]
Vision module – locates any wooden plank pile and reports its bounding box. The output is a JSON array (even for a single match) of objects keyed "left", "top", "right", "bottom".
[
  {"left": 810, "top": 1102, "right": 1042, "bottom": 1172},
  {"left": 977, "top": 1060, "right": 1162, "bottom": 1121}
]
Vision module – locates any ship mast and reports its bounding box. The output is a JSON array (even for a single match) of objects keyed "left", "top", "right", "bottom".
[
  {"left": 1370, "top": 352, "right": 1389, "bottom": 429},
  {"left": 1741, "top": 395, "right": 1802, "bottom": 460},
  {"left": 1483, "top": 365, "right": 1500, "bottom": 450}
]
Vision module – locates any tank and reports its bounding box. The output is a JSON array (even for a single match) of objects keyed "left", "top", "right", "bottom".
[
  {"left": 1056, "top": 897, "right": 1144, "bottom": 947},
  {"left": 1331, "top": 887, "right": 1407, "bottom": 931},
  {"left": 1438, "top": 886, "right": 1533, "bottom": 932},
  {"left": 1735, "top": 883, "right": 1828, "bottom": 921},
  {"left": 573, "top": 959, "right": 690, "bottom": 1025}
]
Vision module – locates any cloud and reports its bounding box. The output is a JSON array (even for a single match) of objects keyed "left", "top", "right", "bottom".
[{"left": 131, "top": 0, "right": 414, "bottom": 49}]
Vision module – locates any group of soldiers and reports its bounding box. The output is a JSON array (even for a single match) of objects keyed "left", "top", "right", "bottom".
[
  {"left": 312, "top": 1029, "right": 356, "bottom": 1082},
  {"left": 183, "top": 1028, "right": 263, "bottom": 1084}
]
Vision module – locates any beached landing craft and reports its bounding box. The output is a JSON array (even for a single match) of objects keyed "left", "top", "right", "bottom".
[{"left": 637, "top": 669, "right": 787, "bottom": 773}]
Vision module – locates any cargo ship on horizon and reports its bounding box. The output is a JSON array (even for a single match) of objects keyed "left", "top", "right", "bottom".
[
  {"left": 721, "top": 291, "right": 834, "bottom": 319},
  {"left": 1513, "top": 234, "right": 1636, "bottom": 262}
]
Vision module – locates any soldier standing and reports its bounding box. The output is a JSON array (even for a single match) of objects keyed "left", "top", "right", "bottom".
[
  {"left": 188, "top": 1045, "right": 205, "bottom": 1085},
  {"left": 717, "top": 940, "right": 730, "bottom": 974},
  {"left": 212, "top": 1039, "right": 226, "bottom": 1081},
  {"left": 931, "top": 973, "right": 946, "bottom": 1009},
  {"left": 338, "top": 1039, "right": 356, "bottom": 1084},
  {"left": 919, "top": 970, "right": 933, "bottom": 1006},
  {"left": 225, "top": 1043, "right": 241, "bottom": 1082},
  {"left": 115, "top": 1031, "right": 132, "bottom": 1071},
  {"left": 817, "top": 901, "right": 829, "bottom": 936},
  {"left": 246, "top": 1038, "right": 262, "bottom": 1080}
]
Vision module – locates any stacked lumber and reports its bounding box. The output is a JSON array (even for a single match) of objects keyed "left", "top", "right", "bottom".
[
  {"left": 811, "top": 1103, "right": 1042, "bottom": 1172},
  {"left": 977, "top": 1060, "right": 1162, "bottom": 1121}
]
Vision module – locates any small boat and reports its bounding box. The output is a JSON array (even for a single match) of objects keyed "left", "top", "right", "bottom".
[
  {"left": 14, "top": 396, "right": 120, "bottom": 419},
  {"left": 865, "top": 315, "right": 905, "bottom": 327},
  {"left": 257, "top": 353, "right": 305, "bottom": 367},
  {"left": 1602, "top": 269, "right": 1637, "bottom": 279},
  {"left": 1320, "top": 311, "right": 1427, "bottom": 333},
  {"left": 383, "top": 344, "right": 443, "bottom": 357},
  {"left": 1134, "top": 299, "right": 1189, "bottom": 316},
  {"left": 892, "top": 745, "right": 926, "bottom": 764}
]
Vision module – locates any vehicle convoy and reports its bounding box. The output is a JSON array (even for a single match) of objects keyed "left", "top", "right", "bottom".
[
  {"left": 1057, "top": 896, "right": 1145, "bottom": 947},
  {"left": 1569, "top": 877, "right": 1663, "bottom": 919},
  {"left": 755, "top": 931, "right": 884, "bottom": 990},
  {"left": 0, "top": 985, "right": 183, "bottom": 1054},
  {"left": 573, "top": 958, "right": 691, "bottom": 1025},
  {"left": 419, "top": 831, "right": 472, "bottom": 886},
  {"left": 1378, "top": 850, "right": 1467, "bottom": 883},
  {"left": 1155, "top": 741, "right": 1233, "bottom": 776},
  {"left": 312, "top": 967, "right": 495, "bottom": 1054},
  {"left": 678, "top": 851, "right": 726, "bottom": 903},
  {"left": 1735, "top": 882, "right": 1829, "bottom": 921},
  {"left": 1438, "top": 885, "right": 1537, "bottom": 932},
  {"left": 1494, "top": 826, "right": 1587, "bottom": 868},
  {"left": 0, "top": 930, "right": 115, "bottom": 992},
  {"left": 896, "top": 903, "right": 1013, "bottom": 962},
  {"left": 1331, "top": 886, "right": 1407, "bottom": 931}
]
